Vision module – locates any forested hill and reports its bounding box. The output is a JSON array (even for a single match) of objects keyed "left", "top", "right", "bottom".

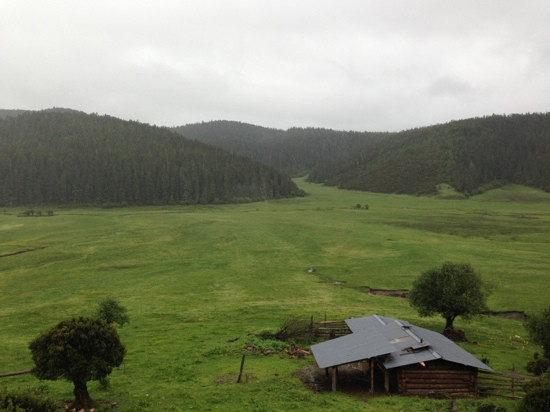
[
  {"left": 0, "top": 109, "right": 29, "bottom": 119},
  {"left": 0, "top": 111, "right": 303, "bottom": 206},
  {"left": 308, "top": 113, "right": 550, "bottom": 195},
  {"left": 172, "top": 121, "right": 388, "bottom": 176}
]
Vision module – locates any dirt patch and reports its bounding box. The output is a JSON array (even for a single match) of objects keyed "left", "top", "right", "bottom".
[
  {"left": 365, "top": 287, "right": 409, "bottom": 298},
  {"left": 443, "top": 328, "right": 468, "bottom": 342},
  {"left": 482, "top": 310, "right": 528, "bottom": 321},
  {"left": 0, "top": 247, "right": 45, "bottom": 258}
]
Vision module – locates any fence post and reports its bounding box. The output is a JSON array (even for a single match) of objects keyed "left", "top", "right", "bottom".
[
  {"left": 511, "top": 363, "right": 515, "bottom": 397},
  {"left": 236, "top": 355, "right": 246, "bottom": 383}
]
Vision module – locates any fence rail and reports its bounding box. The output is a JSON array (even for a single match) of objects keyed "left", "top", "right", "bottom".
[
  {"left": 478, "top": 370, "right": 533, "bottom": 399},
  {"left": 0, "top": 369, "right": 31, "bottom": 378},
  {"left": 312, "top": 319, "right": 350, "bottom": 338}
]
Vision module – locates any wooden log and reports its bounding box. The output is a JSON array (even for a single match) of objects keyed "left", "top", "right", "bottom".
[
  {"left": 402, "top": 370, "right": 472, "bottom": 375},
  {"left": 0, "top": 369, "right": 31, "bottom": 378},
  {"left": 402, "top": 378, "right": 472, "bottom": 384},
  {"left": 316, "top": 320, "right": 346, "bottom": 324},
  {"left": 404, "top": 388, "right": 472, "bottom": 394},
  {"left": 404, "top": 383, "right": 473, "bottom": 389}
]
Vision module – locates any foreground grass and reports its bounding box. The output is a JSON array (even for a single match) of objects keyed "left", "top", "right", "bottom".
[{"left": 1, "top": 179, "right": 549, "bottom": 410}]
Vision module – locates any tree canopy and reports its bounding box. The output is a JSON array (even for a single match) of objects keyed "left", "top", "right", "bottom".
[
  {"left": 174, "top": 114, "right": 550, "bottom": 196},
  {"left": 0, "top": 111, "right": 303, "bottom": 206},
  {"left": 408, "top": 262, "right": 490, "bottom": 331},
  {"left": 525, "top": 305, "right": 550, "bottom": 360},
  {"left": 97, "top": 297, "right": 130, "bottom": 328},
  {"left": 308, "top": 113, "right": 550, "bottom": 195},
  {"left": 29, "top": 317, "right": 126, "bottom": 409}
]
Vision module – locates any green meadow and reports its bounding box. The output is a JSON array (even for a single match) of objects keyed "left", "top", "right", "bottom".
[{"left": 1, "top": 178, "right": 549, "bottom": 411}]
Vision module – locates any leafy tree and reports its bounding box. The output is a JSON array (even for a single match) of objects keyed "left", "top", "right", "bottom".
[
  {"left": 525, "top": 305, "right": 550, "bottom": 375},
  {"left": 525, "top": 306, "right": 550, "bottom": 359},
  {"left": 518, "top": 371, "right": 550, "bottom": 412},
  {"left": 409, "top": 262, "right": 490, "bottom": 330},
  {"left": 29, "top": 317, "right": 126, "bottom": 409},
  {"left": 0, "top": 111, "right": 303, "bottom": 207},
  {"left": 97, "top": 297, "right": 130, "bottom": 327}
]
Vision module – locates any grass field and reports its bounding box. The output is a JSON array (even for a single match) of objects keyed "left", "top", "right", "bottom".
[{"left": 1, "top": 178, "right": 549, "bottom": 411}]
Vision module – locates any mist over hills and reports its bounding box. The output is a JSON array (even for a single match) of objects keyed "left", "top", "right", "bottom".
[
  {"left": 173, "top": 121, "right": 388, "bottom": 177},
  {"left": 0, "top": 110, "right": 302, "bottom": 206},
  {"left": 176, "top": 113, "right": 550, "bottom": 196}
]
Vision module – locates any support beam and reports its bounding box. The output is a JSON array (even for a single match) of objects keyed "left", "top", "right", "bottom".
[
  {"left": 384, "top": 369, "right": 390, "bottom": 393},
  {"left": 332, "top": 366, "right": 338, "bottom": 392},
  {"left": 370, "top": 359, "right": 374, "bottom": 395}
]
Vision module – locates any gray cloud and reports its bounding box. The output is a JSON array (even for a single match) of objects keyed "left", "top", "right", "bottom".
[{"left": 1, "top": 1, "right": 549, "bottom": 131}]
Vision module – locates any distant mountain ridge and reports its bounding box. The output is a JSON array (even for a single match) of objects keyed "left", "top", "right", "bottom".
[
  {"left": 0, "top": 111, "right": 302, "bottom": 206},
  {"left": 176, "top": 114, "right": 550, "bottom": 196},
  {"left": 172, "top": 121, "right": 388, "bottom": 176},
  {"left": 309, "top": 113, "right": 550, "bottom": 195},
  {"left": 4, "top": 109, "right": 549, "bottom": 198}
]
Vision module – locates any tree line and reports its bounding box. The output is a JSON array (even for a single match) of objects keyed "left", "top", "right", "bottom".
[
  {"left": 308, "top": 113, "right": 550, "bottom": 195},
  {"left": 175, "top": 114, "right": 550, "bottom": 196},
  {"left": 0, "top": 111, "right": 303, "bottom": 206},
  {"left": 172, "top": 120, "right": 388, "bottom": 177}
]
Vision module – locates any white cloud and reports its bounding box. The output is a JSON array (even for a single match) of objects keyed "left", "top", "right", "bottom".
[{"left": 1, "top": 0, "right": 550, "bottom": 131}]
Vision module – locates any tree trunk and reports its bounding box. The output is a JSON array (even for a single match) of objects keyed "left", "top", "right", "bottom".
[
  {"left": 445, "top": 317, "right": 454, "bottom": 330},
  {"left": 71, "top": 379, "right": 97, "bottom": 410}
]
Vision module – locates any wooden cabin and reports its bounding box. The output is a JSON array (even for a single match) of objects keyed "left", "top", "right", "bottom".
[{"left": 311, "top": 315, "right": 491, "bottom": 396}]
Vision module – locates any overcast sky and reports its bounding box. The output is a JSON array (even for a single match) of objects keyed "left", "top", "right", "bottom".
[{"left": 2, "top": 1, "right": 550, "bottom": 132}]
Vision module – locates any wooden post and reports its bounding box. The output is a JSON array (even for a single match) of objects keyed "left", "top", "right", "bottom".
[
  {"left": 332, "top": 366, "right": 338, "bottom": 392},
  {"left": 451, "top": 399, "right": 458, "bottom": 412},
  {"left": 384, "top": 369, "right": 390, "bottom": 394},
  {"left": 236, "top": 354, "right": 246, "bottom": 383},
  {"left": 370, "top": 359, "right": 374, "bottom": 396},
  {"left": 511, "top": 363, "right": 515, "bottom": 397}
]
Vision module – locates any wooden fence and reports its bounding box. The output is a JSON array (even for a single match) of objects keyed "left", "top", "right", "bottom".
[
  {"left": 478, "top": 369, "right": 534, "bottom": 399},
  {"left": 312, "top": 319, "right": 350, "bottom": 339}
]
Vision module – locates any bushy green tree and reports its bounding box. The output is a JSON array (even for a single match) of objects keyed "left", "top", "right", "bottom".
[
  {"left": 97, "top": 297, "right": 129, "bottom": 327},
  {"left": 518, "top": 371, "right": 550, "bottom": 412},
  {"left": 525, "top": 305, "right": 550, "bottom": 360},
  {"left": 29, "top": 317, "right": 126, "bottom": 409},
  {"left": 409, "top": 262, "right": 490, "bottom": 330}
]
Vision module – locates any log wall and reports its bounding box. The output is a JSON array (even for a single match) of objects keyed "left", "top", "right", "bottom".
[{"left": 398, "top": 367, "right": 477, "bottom": 395}]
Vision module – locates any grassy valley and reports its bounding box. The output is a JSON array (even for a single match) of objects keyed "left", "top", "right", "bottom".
[{"left": 1, "top": 179, "right": 549, "bottom": 410}]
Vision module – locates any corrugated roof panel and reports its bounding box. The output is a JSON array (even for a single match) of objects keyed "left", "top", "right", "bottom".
[
  {"left": 346, "top": 316, "right": 383, "bottom": 333},
  {"left": 314, "top": 315, "right": 491, "bottom": 371},
  {"left": 311, "top": 328, "right": 396, "bottom": 368},
  {"left": 410, "top": 325, "right": 491, "bottom": 370}
]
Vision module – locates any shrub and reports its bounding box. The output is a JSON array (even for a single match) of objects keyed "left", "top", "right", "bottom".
[
  {"left": 476, "top": 402, "right": 506, "bottom": 412},
  {"left": 518, "top": 372, "right": 550, "bottom": 412},
  {"left": 96, "top": 297, "right": 129, "bottom": 327},
  {"left": 526, "top": 352, "right": 550, "bottom": 376},
  {"left": 0, "top": 387, "right": 57, "bottom": 412},
  {"left": 272, "top": 317, "right": 314, "bottom": 344}
]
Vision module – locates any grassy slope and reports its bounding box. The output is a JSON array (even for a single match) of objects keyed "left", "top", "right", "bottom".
[{"left": 1, "top": 179, "right": 549, "bottom": 411}]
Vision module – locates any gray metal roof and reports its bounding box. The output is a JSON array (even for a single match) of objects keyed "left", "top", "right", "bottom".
[
  {"left": 310, "top": 327, "right": 396, "bottom": 368},
  {"left": 311, "top": 315, "right": 491, "bottom": 371}
]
